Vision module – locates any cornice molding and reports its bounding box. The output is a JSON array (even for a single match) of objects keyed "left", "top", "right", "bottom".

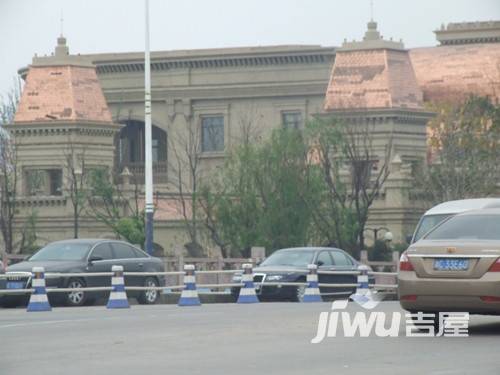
[
  {"left": 94, "top": 52, "right": 335, "bottom": 75},
  {"left": 4, "top": 121, "right": 122, "bottom": 137}
]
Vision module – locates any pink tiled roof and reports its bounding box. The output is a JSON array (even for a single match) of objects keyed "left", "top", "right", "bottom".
[
  {"left": 410, "top": 44, "right": 500, "bottom": 105},
  {"left": 14, "top": 65, "right": 113, "bottom": 123},
  {"left": 324, "top": 48, "right": 424, "bottom": 111}
]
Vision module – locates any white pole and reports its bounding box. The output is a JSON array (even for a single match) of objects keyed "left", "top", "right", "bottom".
[{"left": 144, "top": 0, "right": 154, "bottom": 254}]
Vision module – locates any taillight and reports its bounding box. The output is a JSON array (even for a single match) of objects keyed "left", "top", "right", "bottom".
[
  {"left": 488, "top": 258, "right": 500, "bottom": 272},
  {"left": 400, "top": 295, "right": 417, "bottom": 301},
  {"left": 399, "top": 251, "right": 414, "bottom": 271}
]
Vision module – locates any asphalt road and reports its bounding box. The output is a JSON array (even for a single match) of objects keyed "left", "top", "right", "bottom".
[{"left": 0, "top": 301, "right": 499, "bottom": 375}]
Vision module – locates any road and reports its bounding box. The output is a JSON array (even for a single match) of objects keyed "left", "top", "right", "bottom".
[{"left": 0, "top": 301, "right": 498, "bottom": 375}]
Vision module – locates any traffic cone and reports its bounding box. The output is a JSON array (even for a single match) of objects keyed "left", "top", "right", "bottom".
[
  {"left": 107, "top": 265, "right": 129, "bottom": 309},
  {"left": 302, "top": 264, "right": 322, "bottom": 302},
  {"left": 237, "top": 263, "right": 259, "bottom": 304},
  {"left": 178, "top": 265, "right": 201, "bottom": 306},
  {"left": 27, "top": 267, "right": 52, "bottom": 312},
  {"left": 350, "top": 264, "right": 382, "bottom": 309}
]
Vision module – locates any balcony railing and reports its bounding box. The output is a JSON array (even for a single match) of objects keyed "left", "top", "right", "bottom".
[{"left": 119, "top": 161, "right": 168, "bottom": 184}]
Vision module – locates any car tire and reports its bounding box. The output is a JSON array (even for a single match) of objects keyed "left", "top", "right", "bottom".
[
  {"left": 65, "top": 278, "right": 87, "bottom": 307},
  {"left": 137, "top": 277, "right": 160, "bottom": 305}
]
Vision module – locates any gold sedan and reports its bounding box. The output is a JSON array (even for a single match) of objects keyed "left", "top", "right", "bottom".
[{"left": 399, "top": 207, "right": 500, "bottom": 314}]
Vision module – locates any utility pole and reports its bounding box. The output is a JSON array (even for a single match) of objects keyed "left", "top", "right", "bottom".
[{"left": 144, "top": 0, "right": 154, "bottom": 254}]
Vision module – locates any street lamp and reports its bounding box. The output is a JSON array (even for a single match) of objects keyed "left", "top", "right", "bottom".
[
  {"left": 364, "top": 227, "right": 392, "bottom": 243},
  {"left": 144, "top": 0, "right": 154, "bottom": 254}
]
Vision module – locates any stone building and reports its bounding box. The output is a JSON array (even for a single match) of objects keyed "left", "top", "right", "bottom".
[{"left": 4, "top": 19, "right": 500, "bottom": 255}]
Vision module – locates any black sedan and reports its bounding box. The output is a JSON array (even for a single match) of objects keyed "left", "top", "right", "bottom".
[
  {"left": 1, "top": 239, "right": 165, "bottom": 307},
  {"left": 231, "top": 247, "right": 374, "bottom": 301},
  {"left": 0, "top": 260, "right": 5, "bottom": 304}
]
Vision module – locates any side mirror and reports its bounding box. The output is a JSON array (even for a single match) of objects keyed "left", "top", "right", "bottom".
[
  {"left": 316, "top": 260, "right": 324, "bottom": 267},
  {"left": 405, "top": 235, "right": 413, "bottom": 244},
  {"left": 88, "top": 256, "right": 103, "bottom": 264}
]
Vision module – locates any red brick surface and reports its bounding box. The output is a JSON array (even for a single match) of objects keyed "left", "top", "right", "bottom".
[{"left": 14, "top": 65, "right": 113, "bottom": 123}]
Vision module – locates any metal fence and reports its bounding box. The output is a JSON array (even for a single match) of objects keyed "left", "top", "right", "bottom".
[{"left": 0, "top": 265, "right": 398, "bottom": 298}]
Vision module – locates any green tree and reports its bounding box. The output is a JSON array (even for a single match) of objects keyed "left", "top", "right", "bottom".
[
  {"left": 200, "top": 129, "right": 317, "bottom": 257},
  {"left": 88, "top": 168, "right": 145, "bottom": 246}
]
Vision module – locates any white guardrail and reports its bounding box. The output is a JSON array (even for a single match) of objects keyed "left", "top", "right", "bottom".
[{"left": 0, "top": 265, "right": 398, "bottom": 296}]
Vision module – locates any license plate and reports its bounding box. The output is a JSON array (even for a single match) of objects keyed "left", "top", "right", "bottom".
[
  {"left": 7, "top": 281, "right": 24, "bottom": 289},
  {"left": 434, "top": 258, "right": 469, "bottom": 271}
]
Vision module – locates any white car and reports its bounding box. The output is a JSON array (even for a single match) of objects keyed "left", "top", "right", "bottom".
[{"left": 410, "top": 198, "right": 500, "bottom": 244}]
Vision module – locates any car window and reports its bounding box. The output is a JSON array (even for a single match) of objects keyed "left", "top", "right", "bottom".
[
  {"left": 424, "top": 214, "right": 500, "bottom": 240},
  {"left": 132, "top": 247, "right": 149, "bottom": 258},
  {"left": 330, "top": 251, "right": 352, "bottom": 266},
  {"left": 29, "top": 242, "right": 91, "bottom": 261},
  {"left": 316, "top": 251, "right": 333, "bottom": 266},
  {"left": 111, "top": 243, "right": 137, "bottom": 259},
  {"left": 259, "top": 250, "right": 314, "bottom": 267},
  {"left": 413, "top": 214, "right": 452, "bottom": 242},
  {"left": 90, "top": 243, "right": 113, "bottom": 260}
]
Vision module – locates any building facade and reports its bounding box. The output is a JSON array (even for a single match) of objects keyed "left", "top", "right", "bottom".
[{"left": 5, "top": 20, "right": 500, "bottom": 255}]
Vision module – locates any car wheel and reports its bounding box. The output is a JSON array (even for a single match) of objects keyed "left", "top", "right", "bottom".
[
  {"left": 65, "top": 278, "right": 87, "bottom": 307},
  {"left": 138, "top": 277, "right": 160, "bottom": 305}
]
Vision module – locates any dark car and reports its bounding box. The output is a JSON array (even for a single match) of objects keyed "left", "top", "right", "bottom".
[
  {"left": 231, "top": 247, "right": 374, "bottom": 301},
  {"left": 1, "top": 239, "right": 164, "bottom": 307},
  {"left": 0, "top": 259, "right": 5, "bottom": 305}
]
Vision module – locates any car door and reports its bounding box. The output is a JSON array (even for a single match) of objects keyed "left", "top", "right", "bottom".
[
  {"left": 109, "top": 242, "right": 141, "bottom": 289},
  {"left": 329, "top": 250, "right": 358, "bottom": 295},
  {"left": 86, "top": 242, "right": 114, "bottom": 288},
  {"left": 315, "top": 251, "right": 336, "bottom": 296}
]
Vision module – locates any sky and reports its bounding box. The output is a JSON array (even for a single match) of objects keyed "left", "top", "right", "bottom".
[{"left": 1, "top": 0, "right": 500, "bottom": 97}]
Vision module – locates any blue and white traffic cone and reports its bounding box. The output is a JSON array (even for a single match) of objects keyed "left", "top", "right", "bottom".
[
  {"left": 350, "top": 264, "right": 381, "bottom": 309},
  {"left": 107, "top": 265, "right": 129, "bottom": 309},
  {"left": 27, "top": 267, "right": 52, "bottom": 312},
  {"left": 178, "top": 265, "right": 201, "bottom": 306},
  {"left": 237, "top": 263, "right": 259, "bottom": 304},
  {"left": 302, "top": 264, "right": 322, "bottom": 302}
]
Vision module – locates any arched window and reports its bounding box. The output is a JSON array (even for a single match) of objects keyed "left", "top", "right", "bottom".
[{"left": 116, "top": 120, "right": 167, "bottom": 183}]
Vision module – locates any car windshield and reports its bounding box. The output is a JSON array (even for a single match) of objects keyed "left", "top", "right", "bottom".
[
  {"left": 413, "top": 214, "right": 452, "bottom": 242},
  {"left": 424, "top": 214, "right": 500, "bottom": 240},
  {"left": 260, "top": 250, "right": 314, "bottom": 267},
  {"left": 29, "top": 242, "right": 92, "bottom": 261}
]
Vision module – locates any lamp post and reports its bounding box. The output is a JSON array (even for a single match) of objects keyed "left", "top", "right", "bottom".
[
  {"left": 364, "top": 226, "right": 392, "bottom": 243},
  {"left": 144, "top": 0, "right": 154, "bottom": 254}
]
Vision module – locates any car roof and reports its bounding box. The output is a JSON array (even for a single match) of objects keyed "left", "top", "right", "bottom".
[
  {"left": 277, "top": 247, "right": 344, "bottom": 252},
  {"left": 458, "top": 207, "right": 500, "bottom": 216},
  {"left": 50, "top": 238, "right": 125, "bottom": 245},
  {"left": 424, "top": 198, "right": 500, "bottom": 216}
]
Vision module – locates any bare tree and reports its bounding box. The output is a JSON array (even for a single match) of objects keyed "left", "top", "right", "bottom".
[
  {"left": 0, "top": 77, "right": 22, "bottom": 125},
  {"left": 0, "top": 79, "right": 22, "bottom": 257},
  {"left": 0, "top": 136, "right": 19, "bottom": 255},
  {"left": 63, "top": 141, "right": 89, "bottom": 239},
  {"left": 168, "top": 119, "right": 204, "bottom": 256},
  {"left": 343, "top": 124, "right": 392, "bottom": 249},
  {"left": 306, "top": 119, "right": 392, "bottom": 252}
]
